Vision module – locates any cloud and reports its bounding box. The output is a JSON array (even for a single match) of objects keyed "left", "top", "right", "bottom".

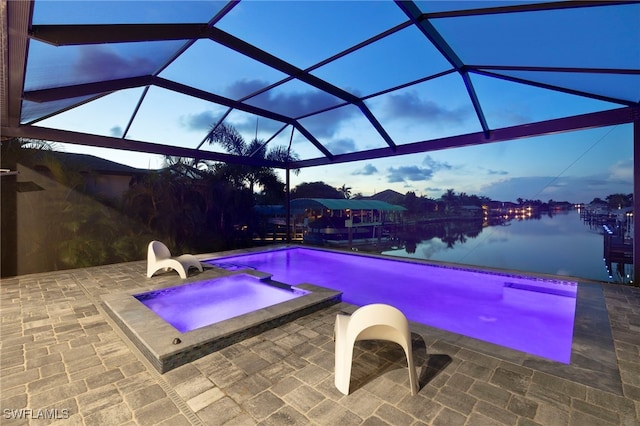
[
  {"left": 487, "top": 169, "right": 509, "bottom": 175},
  {"left": 387, "top": 165, "right": 434, "bottom": 183},
  {"left": 225, "top": 79, "right": 271, "bottom": 99},
  {"left": 383, "top": 155, "right": 455, "bottom": 185},
  {"left": 181, "top": 110, "right": 219, "bottom": 131},
  {"left": 180, "top": 109, "right": 290, "bottom": 147},
  {"left": 110, "top": 126, "right": 122, "bottom": 137},
  {"left": 479, "top": 176, "right": 566, "bottom": 202},
  {"left": 227, "top": 85, "right": 361, "bottom": 140},
  {"left": 298, "top": 108, "right": 360, "bottom": 140},
  {"left": 608, "top": 158, "right": 633, "bottom": 182},
  {"left": 75, "top": 45, "right": 154, "bottom": 80},
  {"left": 422, "top": 155, "right": 452, "bottom": 171},
  {"left": 352, "top": 164, "right": 378, "bottom": 176},
  {"left": 424, "top": 187, "right": 443, "bottom": 196},
  {"left": 225, "top": 80, "right": 342, "bottom": 118},
  {"left": 324, "top": 138, "right": 356, "bottom": 155},
  {"left": 496, "top": 110, "right": 532, "bottom": 127},
  {"left": 182, "top": 78, "right": 359, "bottom": 139},
  {"left": 382, "top": 91, "right": 472, "bottom": 124},
  {"left": 419, "top": 240, "right": 446, "bottom": 258},
  {"left": 246, "top": 89, "right": 355, "bottom": 137},
  {"left": 479, "top": 174, "right": 633, "bottom": 203}
]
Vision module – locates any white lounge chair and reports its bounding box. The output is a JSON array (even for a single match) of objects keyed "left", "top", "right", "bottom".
[
  {"left": 146, "top": 240, "right": 203, "bottom": 279},
  {"left": 334, "top": 304, "right": 418, "bottom": 395}
]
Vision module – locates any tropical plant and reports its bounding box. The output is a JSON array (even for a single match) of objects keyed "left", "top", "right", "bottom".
[
  {"left": 606, "top": 193, "right": 633, "bottom": 209},
  {"left": 338, "top": 184, "right": 352, "bottom": 199},
  {"left": 206, "top": 123, "right": 300, "bottom": 197},
  {"left": 291, "top": 181, "right": 343, "bottom": 199},
  {"left": 4, "top": 139, "right": 155, "bottom": 271},
  {"left": 122, "top": 161, "right": 257, "bottom": 253},
  {"left": 441, "top": 189, "right": 460, "bottom": 214}
]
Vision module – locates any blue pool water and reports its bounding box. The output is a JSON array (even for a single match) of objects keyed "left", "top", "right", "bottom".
[{"left": 206, "top": 247, "right": 577, "bottom": 363}]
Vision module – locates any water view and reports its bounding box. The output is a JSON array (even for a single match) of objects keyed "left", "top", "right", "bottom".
[{"left": 382, "top": 210, "right": 633, "bottom": 284}]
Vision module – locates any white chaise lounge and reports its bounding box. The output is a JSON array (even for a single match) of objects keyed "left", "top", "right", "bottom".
[{"left": 146, "top": 240, "right": 203, "bottom": 279}]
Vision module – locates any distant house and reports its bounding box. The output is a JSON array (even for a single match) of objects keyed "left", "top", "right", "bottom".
[
  {"left": 3, "top": 150, "right": 152, "bottom": 276},
  {"left": 364, "top": 189, "right": 406, "bottom": 205},
  {"left": 550, "top": 201, "right": 574, "bottom": 211},
  {"left": 290, "top": 198, "right": 406, "bottom": 244},
  {"left": 19, "top": 149, "right": 149, "bottom": 202},
  {"left": 461, "top": 205, "right": 483, "bottom": 217},
  {"left": 483, "top": 201, "right": 519, "bottom": 216}
]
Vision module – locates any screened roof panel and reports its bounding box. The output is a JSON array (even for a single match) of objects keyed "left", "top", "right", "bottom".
[
  {"left": 244, "top": 79, "right": 347, "bottom": 119},
  {"left": 364, "top": 73, "right": 481, "bottom": 145},
  {"left": 21, "top": 96, "right": 96, "bottom": 124},
  {"left": 215, "top": 1, "right": 409, "bottom": 69},
  {"left": 124, "top": 86, "right": 227, "bottom": 147},
  {"left": 226, "top": 110, "right": 287, "bottom": 139},
  {"left": 159, "top": 39, "right": 288, "bottom": 101},
  {"left": 469, "top": 73, "right": 622, "bottom": 130},
  {"left": 480, "top": 70, "right": 640, "bottom": 104},
  {"left": 36, "top": 88, "right": 146, "bottom": 138},
  {"left": 286, "top": 136, "right": 332, "bottom": 162},
  {"left": 208, "top": 110, "right": 325, "bottom": 162},
  {"left": 415, "top": 1, "right": 550, "bottom": 14},
  {"left": 3, "top": 1, "right": 638, "bottom": 169},
  {"left": 430, "top": 4, "right": 640, "bottom": 69},
  {"left": 24, "top": 39, "right": 186, "bottom": 91},
  {"left": 297, "top": 105, "right": 390, "bottom": 155},
  {"left": 310, "top": 26, "right": 453, "bottom": 97},
  {"left": 32, "top": 1, "right": 226, "bottom": 24},
  {"left": 208, "top": 109, "right": 290, "bottom": 150}
]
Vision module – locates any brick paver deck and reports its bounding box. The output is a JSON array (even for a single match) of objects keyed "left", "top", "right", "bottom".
[{"left": 1, "top": 255, "right": 638, "bottom": 425}]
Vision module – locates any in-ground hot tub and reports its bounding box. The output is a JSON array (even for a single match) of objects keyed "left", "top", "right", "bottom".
[
  {"left": 103, "top": 270, "right": 341, "bottom": 373},
  {"left": 135, "top": 274, "right": 311, "bottom": 333}
]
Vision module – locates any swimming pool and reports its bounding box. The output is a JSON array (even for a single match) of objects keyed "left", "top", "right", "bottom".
[{"left": 206, "top": 247, "right": 578, "bottom": 363}]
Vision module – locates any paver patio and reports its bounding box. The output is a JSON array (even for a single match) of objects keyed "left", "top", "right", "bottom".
[{"left": 1, "top": 253, "right": 638, "bottom": 425}]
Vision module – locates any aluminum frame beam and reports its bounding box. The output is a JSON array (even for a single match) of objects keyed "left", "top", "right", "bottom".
[
  {"left": 28, "top": 22, "right": 398, "bottom": 152},
  {"left": 290, "top": 106, "right": 640, "bottom": 168},
  {"left": 395, "top": 0, "right": 491, "bottom": 137},
  {"left": 1, "top": 125, "right": 283, "bottom": 168},
  {"left": 5, "top": 106, "right": 635, "bottom": 171}
]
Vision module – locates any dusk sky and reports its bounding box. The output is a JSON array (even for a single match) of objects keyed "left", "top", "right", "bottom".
[{"left": 29, "top": 1, "right": 637, "bottom": 204}]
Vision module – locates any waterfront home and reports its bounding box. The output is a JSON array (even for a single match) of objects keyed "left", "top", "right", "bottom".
[{"left": 290, "top": 198, "right": 406, "bottom": 245}]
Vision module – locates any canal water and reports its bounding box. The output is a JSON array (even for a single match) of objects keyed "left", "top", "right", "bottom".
[{"left": 382, "top": 211, "right": 633, "bottom": 283}]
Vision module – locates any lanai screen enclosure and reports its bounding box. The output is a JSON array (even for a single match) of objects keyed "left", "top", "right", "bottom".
[{"left": 1, "top": 0, "right": 639, "bottom": 278}]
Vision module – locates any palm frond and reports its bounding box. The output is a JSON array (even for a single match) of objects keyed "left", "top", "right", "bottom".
[{"left": 207, "top": 123, "right": 247, "bottom": 156}]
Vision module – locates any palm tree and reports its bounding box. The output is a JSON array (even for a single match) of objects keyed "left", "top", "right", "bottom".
[
  {"left": 338, "top": 184, "right": 352, "bottom": 199},
  {"left": 206, "top": 123, "right": 299, "bottom": 197},
  {"left": 441, "top": 189, "right": 459, "bottom": 214}
]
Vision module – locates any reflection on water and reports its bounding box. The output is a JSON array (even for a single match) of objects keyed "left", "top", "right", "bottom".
[{"left": 382, "top": 211, "right": 633, "bottom": 284}]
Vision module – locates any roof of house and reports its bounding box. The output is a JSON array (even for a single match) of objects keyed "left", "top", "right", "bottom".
[
  {"left": 291, "top": 198, "right": 406, "bottom": 212},
  {"left": 21, "top": 149, "right": 149, "bottom": 175},
  {"left": 365, "top": 189, "right": 406, "bottom": 204}
]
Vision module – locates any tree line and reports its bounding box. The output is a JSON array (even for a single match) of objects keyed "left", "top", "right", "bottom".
[{"left": 2, "top": 127, "right": 633, "bottom": 273}]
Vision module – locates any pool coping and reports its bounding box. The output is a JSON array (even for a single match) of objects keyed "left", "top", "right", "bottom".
[{"left": 102, "top": 269, "right": 342, "bottom": 373}]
